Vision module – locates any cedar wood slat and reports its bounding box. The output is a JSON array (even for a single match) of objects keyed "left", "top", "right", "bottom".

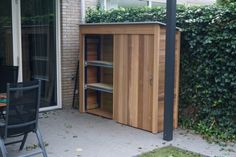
[
  {"left": 141, "top": 35, "right": 154, "bottom": 131},
  {"left": 174, "top": 32, "right": 181, "bottom": 128},
  {"left": 79, "top": 34, "right": 85, "bottom": 112},
  {"left": 80, "top": 25, "right": 155, "bottom": 35},
  {"left": 137, "top": 35, "right": 144, "bottom": 130},
  {"left": 152, "top": 25, "right": 161, "bottom": 133}
]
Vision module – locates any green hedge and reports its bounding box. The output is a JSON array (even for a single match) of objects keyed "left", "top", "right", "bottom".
[
  {"left": 217, "top": 0, "right": 236, "bottom": 6},
  {"left": 86, "top": 4, "right": 236, "bottom": 142}
]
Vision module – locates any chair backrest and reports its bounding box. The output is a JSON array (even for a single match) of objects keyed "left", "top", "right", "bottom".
[
  {"left": 4, "top": 80, "right": 41, "bottom": 138},
  {"left": 0, "top": 66, "right": 19, "bottom": 93}
]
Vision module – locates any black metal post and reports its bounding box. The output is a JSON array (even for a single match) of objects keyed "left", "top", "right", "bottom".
[
  {"left": 163, "top": 0, "right": 177, "bottom": 141},
  {"left": 96, "top": 37, "right": 101, "bottom": 108}
]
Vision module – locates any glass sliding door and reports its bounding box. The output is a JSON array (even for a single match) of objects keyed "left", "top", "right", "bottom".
[
  {"left": 0, "top": 0, "right": 59, "bottom": 109},
  {"left": 0, "top": 0, "right": 13, "bottom": 66},
  {"left": 21, "top": 0, "right": 57, "bottom": 108}
]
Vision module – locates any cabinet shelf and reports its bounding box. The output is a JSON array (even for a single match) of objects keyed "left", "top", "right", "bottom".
[
  {"left": 85, "top": 60, "right": 113, "bottom": 68},
  {"left": 87, "top": 108, "right": 112, "bottom": 119},
  {"left": 85, "top": 83, "right": 113, "bottom": 93}
]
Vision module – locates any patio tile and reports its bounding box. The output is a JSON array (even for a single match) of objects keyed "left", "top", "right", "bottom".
[{"left": 6, "top": 109, "right": 236, "bottom": 157}]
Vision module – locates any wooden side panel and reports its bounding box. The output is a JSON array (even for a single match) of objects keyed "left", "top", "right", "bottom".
[
  {"left": 174, "top": 32, "right": 181, "bottom": 128},
  {"left": 158, "top": 29, "right": 166, "bottom": 131},
  {"left": 101, "top": 35, "right": 113, "bottom": 113},
  {"left": 128, "top": 35, "right": 140, "bottom": 127},
  {"left": 86, "top": 90, "right": 98, "bottom": 109},
  {"left": 100, "top": 36, "right": 113, "bottom": 84},
  {"left": 101, "top": 35, "right": 113, "bottom": 62},
  {"left": 137, "top": 35, "right": 155, "bottom": 131},
  {"left": 113, "top": 35, "right": 129, "bottom": 124},
  {"left": 79, "top": 35, "right": 85, "bottom": 112},
  {"left": 151, "top": 26, "right": 161, "bottom": 133},
  {"left": 157, "top": 27, "right": 180, "bottom": 131},
  {"left": 87, "top": 39, "right": 99, "bottom": 61}
]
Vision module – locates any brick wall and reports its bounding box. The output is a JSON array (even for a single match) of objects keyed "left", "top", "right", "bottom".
[{"left": 61, "top": 0, "right": 98, "bottom": 107}]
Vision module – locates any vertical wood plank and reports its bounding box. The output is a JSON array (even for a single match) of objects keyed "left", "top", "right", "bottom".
[
  {"left": 113, "top": 35, "right": 128, "bottom": 124},
  {"left": 141, "top": 35, "right": 154, "bottom": 131},
  {"left": 174, "top": 32, "right": 181, "bottom": 128},
  {"left": 113, "top": 35, "right": 120, "bottom": 121},
  {"left": 158, "top": 28, "right": 166, "bottom": 132},
  {"left": 122, "top": 35, "right": 129, "bottom": 124},
  {"left": 79, "top": 34, "right": 85, "bottom": 112},
  {"left": 138, "top": 35, "right": 144, "bottom": 129},
  {"left": 128, "top": 35, "right": 139, "bottom": 127},
  {"left": 152, "top": 26, "right": 161, "bottom": 133}
]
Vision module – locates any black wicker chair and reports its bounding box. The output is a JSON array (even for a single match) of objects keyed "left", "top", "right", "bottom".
[
  {"left": 0, "top": 80, "right": 48, "bottom": 157},
  {"left": 0, "top": 66, "right": 19, "bottom": 93}
]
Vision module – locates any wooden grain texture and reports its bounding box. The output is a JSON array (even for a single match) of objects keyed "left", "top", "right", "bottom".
[
  {"left": 87, "top": 108, "right": 112, "bottom": 119},
  {"left": 157, "top": 28, "right": 167, "bottom": 132},
  {"left": 113, "top": 34, "right": 129, "bottom": 124},
  {"left": 137, "top": 35, "right": 144, "bottom": 129},
  {"left": 128, "top": 35, "right": 140, "bottom": 127},
  {"left": 151, "top": 25, "right": 161, "bottom": 133},
  {"left": 80, "top": 25, "right": 155, "bottom": 35},
  {"left": 101, "top": 35, "right": 113, "bottom": 62},
  {"left": 138, "top": 35, "right": 155, "bottom": 131},
  {"left": 100, "top": 35, "right": 114, "bottom": 112},
  {"left": 101, "top": 93, "right": 113, "bottom": 113},
  {"left": 80, "top": 23, "right": 181, "bottom": 133},
  {"left": 157, "top": 27, "right": 180, "bottom": 131},
  {"left": 101, "top": 36, "right": 113, "bottom": 83},
  {"left": 113, "top": 35, "right": 119, "bottom": 121},
  {"left": 79, "top": 34, "right": 85, "bottom": 112},
  {"left": 174, "top": 32, "right": 181, "bottom": 128},
  {"left": 114, "top": 34, "right": 157, "bottom": 132},
  {"left": 85, "top": 37, "right": 101, "bottom": 112},
  {"left": 86, "top": 90, "right": 98, "bottom": 110}
]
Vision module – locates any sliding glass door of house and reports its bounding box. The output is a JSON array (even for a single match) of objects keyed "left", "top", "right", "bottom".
[
  {"left": 20, "top": 0, "right": 58, "bottom": 108},
  {"left": 0, "top": 0, "right": 13, "bottom": 66},
  {"left": 0, "top": 0, "right": 61, "bottom": 109}
]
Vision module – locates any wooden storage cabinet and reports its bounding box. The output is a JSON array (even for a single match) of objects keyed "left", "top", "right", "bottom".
[{"left": 79, "top": 23, "right": 181, "bottom": 133}]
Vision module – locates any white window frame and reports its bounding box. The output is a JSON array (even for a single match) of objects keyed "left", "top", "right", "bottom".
[
  {"left": 147, "top": 0, "right": 152, "bottom": 7},
  {"left": 101, "top": 0, "right": 154, "bottom": 10}
]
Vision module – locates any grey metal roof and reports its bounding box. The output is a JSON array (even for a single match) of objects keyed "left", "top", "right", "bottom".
[{"left": 80, "top": 22, "right": 182, "bottom": 31}]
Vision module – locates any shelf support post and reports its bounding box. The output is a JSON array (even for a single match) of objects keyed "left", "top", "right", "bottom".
[
  {"left": 96, "top": 36, "right": 101, "bottom": 108},
  {"left": 85, "top": 36, "right": 88, "bottom": 110}
]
